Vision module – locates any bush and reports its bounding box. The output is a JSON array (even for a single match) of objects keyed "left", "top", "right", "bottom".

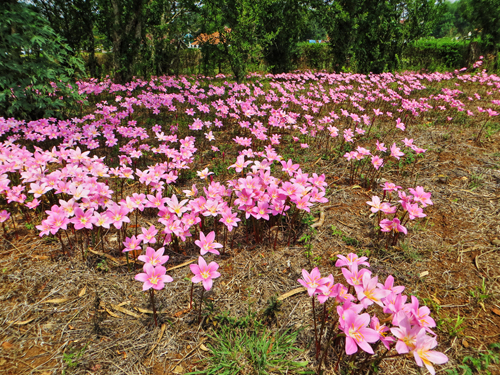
[
  {"left": 403, "top": 38, "right": 470, "bottom": 70},
  {"left": 0, "top": 1, "right": 85, "bottom": 120},
  {"left": 295, "top": 42, "right": 331, "bottom": 70}
]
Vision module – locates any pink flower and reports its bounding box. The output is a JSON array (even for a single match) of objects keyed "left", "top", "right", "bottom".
[
  {"left": 219, "top": 209, "right": 240, "bottom": 231},
  {"left": 317, "top": 275, "right": 338, "bottom": 304},
  {"left": 281, "top": 159, "right": 300, "bottom": 176},
  {"left": 354, "top": 273, "right": 391, "bottom": 307},
  {"left": 166, "top": 194, "right": 189, "bottom": 216},
  {"left": 190, "top": 256, "right": 221, "bottom": 291},
  {"left": 405, "top": 203, "right": 426, "bottom": 220},
  {"left": 396, "top": 118, "right": 405, "bottom": 131},
  {"left": 390, "top": 143, "right": 405, "bottom": 159},
  {"left": 408, "top": 186, "right": 433, "bottom": 207},
  {"left": 381, "top": 182, "right": 402, "bottom": 193},
  {"left": 376, "top": 140, "right": 387, "bottom": 152},
  {"left": 371, "top": 155, "right": 384, "bottom": 170},
  {"left": 106, "top": 204, "right": 130, "bottom": 229},
  {"left": 195, "top": 231, "right": 223, "bottom": 255},
  {"left": 335, "top": 253, "right": 370, "bottom": 268},
  {"left": 366, "top": 196, "right": 383, "bottom": 213},
  {"left": 135, "top": 263, "right": 173, "bottom": 291},
  {"left": 391, "top": 316, "right": 421, "bottom": 354},
  {"left": 45, "top": 212, "right": 70, "bottom": 234},
  {"left": 138, "top": 247, "right": 169, "bottom": 266},
  {"left": 137, "top": 225, "right": 159, "bottom": 244},
  {"left": 197, "top": 168, "right": 214, "bottom": 180},
  {"left": 123, "top": 235, "right": 142, "bottom": 253},
  {"left": 71, "top": 208, "right": 96, "bottom": 230},
  {"left": 377, "top": 275, "right": 405, "bottom": 295},
  {"left": 341, "top": 310, "right": 380, "bottom": 355},
  {"left": 229, "top": 155, "right": 251, "bottom": 173},
  {"left": 93, "top": 212, "right": 112, "bottom": 229},
  {"left": 370, "top": 316, "right": 395, "bottom": 350},
  {"left": 298, "top": 267, "right": 328, "bottom": 296},
  {"left": 0, "top": 210, "right": 10, "bottom": 223},
  {"left": 404, "top": 296, "right": 436, "bottom": 334},
  {"left": 412, "top": 330, "right": 448, "bottom": 375},
  {"left": 380, "top": 218, "right": 407, "bottom": 234},
  {"left": 380, "top": 202, "right": 397, "bottom": 215},
  {"left": 341, "top": 264, "right": 371, "bottom": 287}
]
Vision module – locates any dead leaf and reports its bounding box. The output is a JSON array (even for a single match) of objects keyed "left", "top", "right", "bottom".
[
  {"left": 278, "top": 287, "right": 306, "bottom": 301},
  {"left": 8, "top": 317, "right": 35, "bottom": 325},
  {"left": 110, "top": 304, "right": 141, "bottom": 318},
  {"left": 492, "top": 308, "right": 500, "bottom": 317},
  {"left": 167, "top": 259, "right": 196, "bottom": 272},
  {"left": 352, "top": 185, "right": 362, "bottom": 189},
  {"left": 431, "top": 296, "right": 441, "bottom": 305},
  {"left": 462, "top": 339, "right": 469, "bottom": 348},
  {"left": 419, "top": 271, "right": 429, "bottom": 278},
  {"left": 0, "top": 359, "right": 6, "bottom": 366},
  {"left": 33, "top": 255, "right": 49, "bottom": 260},
  {"left": 105, "top": 308, "right": 120, "bottom": 318},
  {"left": 146, "top": 323, "right": 167, "bottom": 355},
  {"left": 200, "top": 344, "right": 209, "bottom": 352},
  {"left": 78, "top": 287, "right": 86, "bottom": 297},
  {"left": 174, "top": 308, "right": 191, "bottom": 317},
  {"left": 1, "top": 342, "right": 14, "bottom": 350},
  {"left": 173, "top": 365, "right": 184, "bottom": 374},
  {"left": 43, "top": 298, "right": 70, "bottom": 304}
]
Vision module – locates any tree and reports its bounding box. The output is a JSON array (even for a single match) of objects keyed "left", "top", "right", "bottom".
[
  {"left": 0, "top": 0, "right": 85, "bottom": 119},
  {"left": 32, "top": 0, "right": 98, "bottom": 76},
  {"left": 261, "top": 0, "right": 309, "bottom": 73},
  {"left": 200, "top": 0, "right": 274, "bottom": 82},
  {"left": 96, "top": 0, "right": 146, "bottom": 82},
  {"left": 432, "top": 0, "right": 472, "bottom": 38},
  {"left": 465, "top": 0, "right": 500, "bottom": 55},
  {"left": 320, "top": 0, "right": 441, "bottom": 73},
  {"left": 144, "top": 0, "right": 200, "bottom": 76}
]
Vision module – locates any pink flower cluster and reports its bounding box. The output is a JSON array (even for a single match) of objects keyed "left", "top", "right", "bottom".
[
  {"left": 367, "top": 183, "right": 432, "bottom": 240},
  {"left": 299, "top": 253, "right": 448, "bottom": 374}
]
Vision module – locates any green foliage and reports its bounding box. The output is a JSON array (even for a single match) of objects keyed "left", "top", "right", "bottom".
[
  {"left": 446, "top": 343, "right": 500, "bottom": 375},
  {"left": 33, "top": 0, "right": 98, "bottom": 76},
  {"left": 330, "top": 225, "right": 343, "bottom": 237},
  {"left": 261, "top": 0, "right": 308, "bottom": 73},
  {"left": 200, "top": 0, "right": 275, "bottom": 82},
  {"left": 62, "top": 343, "right": 88, "bottom": 372},
  {"left": 319, "top": 0, "right": 441, "bottom": 73},
  {"left": 432, "top": 0, "right": 472, "bottom": 38},
  {"left": 188, "top": 322, "right": 309, "bottom": 375},
  {"left": 404, "top": 38, "right": 469, "bottom": 70},
  {"left": 465, "top": 0, "right": 500, "bottom": 55},
  {"left": 0, "top": 1, "right": 85, "bottom": 119},
  {"left": 443, "top": 312, "right": 466, "bottom": 337},
  {"left": 296, "top": 42, "right": 330, "bottom": 70},
  {"left": 142, "top": 0, "right": 201, "bottom": 77},
  {"left": 468, "top": 277, "right": 490, "bottom": 303}
]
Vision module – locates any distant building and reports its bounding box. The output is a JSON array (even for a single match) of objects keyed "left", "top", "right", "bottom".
[{"left": 191, "top": 27, "right": 231, "bottom": 48}]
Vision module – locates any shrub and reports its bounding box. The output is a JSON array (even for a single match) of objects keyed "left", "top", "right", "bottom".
[{"left": 0, "top": 1, "right": 85, "bottom": 120}]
